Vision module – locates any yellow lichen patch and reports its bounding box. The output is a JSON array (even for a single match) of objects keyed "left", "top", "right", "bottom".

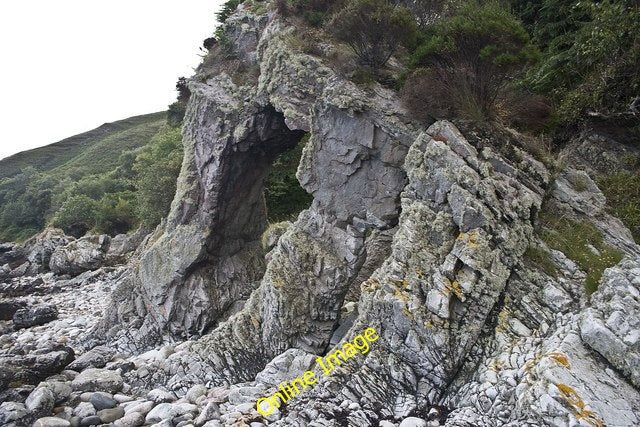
[
  {"left": 443, "top": 278, "right": 464, "bottom": 299},
  {"left": 456, "top": 231, "right": 467, "bottom": 241},
  {"left": 425, "top": 320, "right": 436, "bottom": 329},
  {"left": 556, "top": 384, "right": 603, "bottom": 427},
  {"left": 416, "top": 269, "right": 425, "bottom": 278},
  {"left": 495, "top": 308, "right": 509, "bottom": 333},
  {"left": 451, "top": 280, "right": 464, "bottom": 299},
  {"left": 556, "top": 384, "right": 583, "bottom": 408},
  {"left": 403, "top": 307, "right": 414, "bottom": 320},
  {"left": 363, "top": 278, "right": 381, "bottom": 292},
  {"left": 368, "top": 278, "right": 381, "bottom": 288},
  {"left": 576, "top": 409, "right": 604, "bottom": 427},
  {"left": 394, "top": 289, "right": 409, "bottom": 303},
  {"left": 273, "top": 277, "right": 286, "bottom": 288},
  {"left": 251, "top": 315, "right": 260, "bottom": 328},
  {"left": 548, "top": 352, "right": 571, "bottom": 369},
  {"left": 391, "top": 279, "right": 409, "bottom": 290},
  {"left": 468, "top": 230, "right": 480, "bottom": 247}
]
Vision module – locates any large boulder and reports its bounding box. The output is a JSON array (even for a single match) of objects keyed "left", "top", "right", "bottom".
[
  {"left": 0, "top": 300, "right": 27, "bottom": 320},
  {"left": 49, "top": 235, "right": 110, "bottom": 276},
  {"left": 12, "top": 304, "right": 58, "bottom": 329},
  {"left": 24, "top": 228, "right": 72, "bottom": 275},
  {"left": 66, "top": 346, "right": 115, "bottom": 372},
  {"left": 71, "top": 369, "right": 123, "bottom": 394},
  {"left": 0, "top": 346, "right": 75, "bottom": 392},
  {"left": 0, "top": 402, "right": 29, "bottom": 427}
]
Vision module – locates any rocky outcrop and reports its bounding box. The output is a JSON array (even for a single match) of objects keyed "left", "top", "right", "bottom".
[
  {"left": 581, "top": 258, "right": 640, "bottom": 388},
  {"left": 1, "top": 228, "right": 146, "bottom": 283},
  {"left": 49, "top": 235, "right": 111, "bottom": 276},
  {"left": 96, "top": 9, "right": 415, "bottom": 355},
  {"left": 12, "top": 304, "right": 58, "bottom": 329},
  {"left": 63, "top": 5, "right": 640, "bottom": 427}
]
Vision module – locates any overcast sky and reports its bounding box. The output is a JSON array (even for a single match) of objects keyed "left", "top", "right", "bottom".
[{"left": 0, "top": 0, "right": 226, "bottom": 160}]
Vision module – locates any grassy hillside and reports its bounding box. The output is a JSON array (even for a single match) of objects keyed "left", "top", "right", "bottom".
[
  {"left": 0, "top": 112, "right": 178, "bottom": 242},
  {"left": 0, "top": 112, "right": 166, "bottom": 180},
  {"left": 0, "top": 107, "right": 311, "bottom": 243}
]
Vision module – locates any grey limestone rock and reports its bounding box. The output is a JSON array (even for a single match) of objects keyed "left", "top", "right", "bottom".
[
  {"left": 49, "top": 235, "right": 111, "bottom": 277},
  {"left": 71, "top": 369, "right": 123, "bottom": 394},
  {"left": 580, "top": 257, "right": 640, "bottom": 388},
  {"left": 84, "top": 5, "right": 640, "bottom": 427},
  {"left": 13, "top": 304, "right": 58, "bottom": 329}
]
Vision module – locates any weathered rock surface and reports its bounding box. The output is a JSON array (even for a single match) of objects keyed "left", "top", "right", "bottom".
[
  {"left": 1, "top": 5, "right": 638, "bottom": 427},
  {"left": 13, "top": 304, "right": 58, "bottom": 329},
  {"left": 49, "top": 235, "right": 111, "bottom": 277},
  {"left": 581, "top": 258, "right": 640, "bottom": 388}
]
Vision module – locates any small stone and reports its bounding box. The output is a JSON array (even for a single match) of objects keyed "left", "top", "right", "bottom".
[
  {"left": 399, "top": 417, "right": 428, "bottom": 427},
  {"left": 0, "top": 402, "right": 28, "bottom": 425},
  {"left": 80, "top": 415, "right": 101, "bottom": 426},
  {"left": 90, "top": 392, "right": 117, "bottom": 410},
  {"left": 26, "top": 386, "right": 56, "bottom": 418},
  {"left": 70, "top": 416, "right": 81, "bottom": 427},
  {"left": 33, "top": 417, "right": 71, "bottom": 427},
  {"left": 186, "top": 385, "right": 207, "bottom": 404},
  {"left": 73, "top": 402, "right": 96, "bottom": 418},
  {"left": 114, "top": 394, "right": 134, "bottom": 403},
  {"left": 145, "top": 402, "right": 197, "bottom": 424},
  {"left": 146, "top": 388, "right": 176, "bottom": 403},
  {"left": 124, "top": 400, "right": 155, "bottom": 415},
  {"left": 114, "top": 411, "right": 145, "bottom": 427},
  {"left": 97, "top": 407, "right": 125, "bottom": 423},
  {"left": 195, "top": 401, "right": 221, "bottom": 425},
  {"left": 379, "top": 422, "right": 396, "bottom": 427}
]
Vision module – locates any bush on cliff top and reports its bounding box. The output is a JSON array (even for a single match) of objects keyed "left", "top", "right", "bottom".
[
  {"left": 329, "top": 0, "right": 417, "bottom": 71},
  {"left": 407, "top": 1, "right": 540, "bottom": 121}
]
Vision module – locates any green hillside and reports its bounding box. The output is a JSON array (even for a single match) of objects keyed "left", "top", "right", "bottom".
[
  {"left": 0, "top": 112, "right": 183, "bottom": 242},
  {"left": 0, "top": 112, "right": 166, "bottom": 180},
  {"left": 0, "top": 107, "right": 311, "bottom": 243}
]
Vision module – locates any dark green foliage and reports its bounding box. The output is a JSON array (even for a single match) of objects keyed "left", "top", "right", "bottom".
[
  {"left": 217, "top": 0, "right": 243, "bottom": 23},
  {"left": 168, "top": 77, "right": 191, "bottom": 128},
  {"left": 0, "top": 113, "right": 174, "bottom": 242},
  {"left": 598, "top": 172, "right": 640, "bottom": 243},
  {"left": 133, "top": 127, "right": 184, "bottom": 229},
  {"left": 524, "top": 0, "right": 640, "bottom": 126},
  {"left": 51, "top": 195, "right": 99, "bottom": 237},
  {"left": 264, "top": 135, "right": 313, "bottom": 221},
  {"left": 409, "top": 1, "right": 539, "bottom": 120},
  {"left": 329, "top": 0, "right": 417, "bottom": 70},
  {"left": 95, "top": 192, "right": 138, "bottom": 236}
]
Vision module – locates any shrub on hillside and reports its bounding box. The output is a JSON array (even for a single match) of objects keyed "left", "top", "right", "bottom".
[
  {"left": 409, "top": 1, "right": 539, "bottom": 120},
  {"left": 329, "top": 0, "right": 417, "bottom": 71},
  {"left": 217, "top": 0, "right": 243, "bottom": 23},
  {"left": 525, "top": 0, "right": 640, "bottom": 125},
  {"left": 51, "top": 195, "right": 99, "bottom": 237},
  {"left": 95, "top": 192, "right": 137, "bottom": 235},
  {"left": 264, "top": 134, "right": 313, "bottom": 221},
  {"left": 133, "top": 127, "right": 183, "bottom": 229}
]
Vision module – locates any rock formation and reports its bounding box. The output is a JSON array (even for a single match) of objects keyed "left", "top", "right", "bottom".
[{"left": 1, "top": 3, "right": 639, "bottom": 427}]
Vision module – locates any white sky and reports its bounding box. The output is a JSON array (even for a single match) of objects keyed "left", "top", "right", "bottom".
[{"left": 0, "top": 0, "right": 226, "bottom": 160}]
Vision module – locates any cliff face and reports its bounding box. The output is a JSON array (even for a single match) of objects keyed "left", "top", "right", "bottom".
[{"left": 93, "top": 6, "right": 640, "bottom": 427}]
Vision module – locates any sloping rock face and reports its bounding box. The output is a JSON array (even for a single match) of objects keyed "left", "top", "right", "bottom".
[
  {"left": 92, "top": 6, "right": 640, "bottom": 427},
  {"left": 96, "top": 10, "right": 415, "bottom": 353}
]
